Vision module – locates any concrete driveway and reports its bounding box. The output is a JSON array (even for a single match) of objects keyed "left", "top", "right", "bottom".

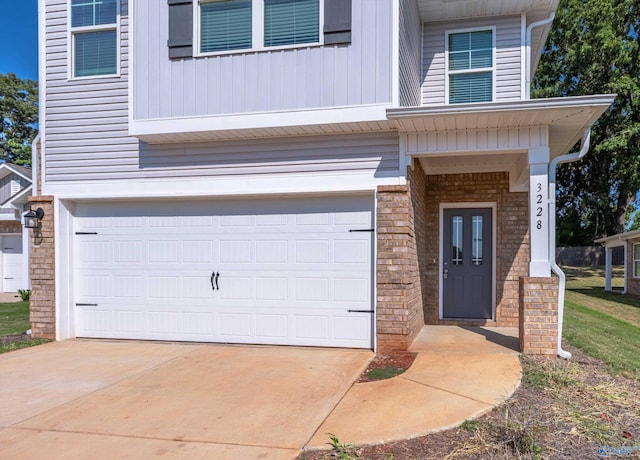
[{"left": 0, "top": 340, "right": 372, "bottom": 459}]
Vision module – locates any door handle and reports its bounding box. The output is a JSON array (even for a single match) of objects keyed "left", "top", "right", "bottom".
[
  {"left": 210, "top": 271, "right": 220, "bottom": 291},
  {"left": 443, "top": 269, "right": 449, "bottom": 279}
]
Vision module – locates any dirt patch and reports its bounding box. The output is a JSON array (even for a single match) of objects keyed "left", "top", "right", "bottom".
[
  {"left": 300, "top": 344, "right": 640, "bottom": 460},
  {"left": 357, "top": 352, "right": 417, "bottom": 383}
]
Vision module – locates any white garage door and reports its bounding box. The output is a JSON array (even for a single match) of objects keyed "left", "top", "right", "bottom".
[
  {"left": 2, "top": 235, "right": 24, "bottom": 293},
  {"left": 74, "top": 195, "right": 374, "bottom": 348}
]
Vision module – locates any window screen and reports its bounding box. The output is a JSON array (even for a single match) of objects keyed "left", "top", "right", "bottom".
[
  {"left": 264, "top": 0, "right": 319, "bottom": 47},
  {"left": 448, "top": 30, "right": 493, "bottom": 104},
  {"left": 200, "top": 0, "right": 252, "bottom": 52}
]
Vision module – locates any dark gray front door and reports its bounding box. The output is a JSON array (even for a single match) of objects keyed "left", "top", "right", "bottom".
[{"left": 442, "top": 208, "right": 493, "bottom": 319}]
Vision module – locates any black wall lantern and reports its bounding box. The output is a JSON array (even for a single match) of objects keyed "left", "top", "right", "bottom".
[{"left": 24, "top": 208, "right": 45, "bottom": 229}]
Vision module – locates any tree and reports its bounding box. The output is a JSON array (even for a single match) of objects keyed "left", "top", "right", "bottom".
[
  {"left": 0, "top": 73, "right": 38, "bottom": 166},
  {"left": 532, "top": 0, "right": 640, "bottom": 243}
]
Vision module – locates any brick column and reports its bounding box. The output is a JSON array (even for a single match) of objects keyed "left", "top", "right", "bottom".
[
  {"left": 28, "top": 196, "right": 56, "bottom": 340},
  {"left": 519, "top": 276, "right": 558, "bottom": 355},
  {"left": 376, "top": 161, "right": 427, "bottom": 352}
]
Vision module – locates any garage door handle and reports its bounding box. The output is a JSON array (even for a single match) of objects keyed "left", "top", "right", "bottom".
[{"left": 210, "top": 271, "right": 220, "bottom": 291}]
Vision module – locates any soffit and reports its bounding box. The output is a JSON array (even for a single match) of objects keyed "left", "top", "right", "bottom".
[{"left": 387, "top": 95, "right": 615, "bottom": 157}]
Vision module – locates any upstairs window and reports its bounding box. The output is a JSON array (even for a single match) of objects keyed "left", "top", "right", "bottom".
[
  {"left": 446, "top": 29, "right": 494, "bottom": 104},
  {"left": 198, "top": 0, "right": 320, "bottom": 55},
  {"left": 70, "top": 0, "right": 119, "bottom": 78}
]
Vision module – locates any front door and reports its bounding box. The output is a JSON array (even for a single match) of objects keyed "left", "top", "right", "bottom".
[{"left": 442, "top": 208, "right": 493, "bottom": 319}]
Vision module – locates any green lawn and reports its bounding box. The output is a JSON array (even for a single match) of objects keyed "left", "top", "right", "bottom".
[
  {"left": 0, "top": 301, "right": 31, "bottom": 336},
  {"left": 0, "top": 301, "right": 49, "bottom": 354},
  {"left": 562, "top": 266, "right": 640, "bottom": 380}
]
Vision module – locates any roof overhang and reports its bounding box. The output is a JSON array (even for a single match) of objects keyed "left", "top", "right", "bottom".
[
  {"left": 387, "top": 94, "right": 615, "bottom": 158},
  {"left": 1, "top": 184, "right": 32, "bottom": 210},
  {"left": 0, "top": 163, "right": 32, "bottom": 182},
  {"left": 595, "top": 229, "right": 640, "bottom": 248}
]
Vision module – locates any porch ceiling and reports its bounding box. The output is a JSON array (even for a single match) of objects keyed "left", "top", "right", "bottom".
[
  {"left": 387, "top": 95, "right": 615, "bottom": 158},
  {"left": 416, "top": 0, "right": 557, "bottom": 23}
]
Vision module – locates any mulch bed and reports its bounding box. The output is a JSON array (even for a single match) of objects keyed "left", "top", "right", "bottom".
[
  {"left": 357, "top": 352, "right": 417, "bottom": 383},
  {"left": 1, "top": 333, "right": 30, "bottom": 346}
]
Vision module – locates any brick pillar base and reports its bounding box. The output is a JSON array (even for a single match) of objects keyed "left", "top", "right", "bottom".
[
  {"left": 28, "top": 196, "right": 56, "bottom": 340},
  {"left": 519, "top": 276, "right": 558, "bottom": 355}
]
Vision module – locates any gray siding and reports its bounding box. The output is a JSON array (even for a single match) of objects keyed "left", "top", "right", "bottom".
[
  {"left": 133, "top": 0, "right": 393, "bottom": 120},
  {"left": 48, "top": 131, "right": 400, "bottom": 181},
  {"left": 44, "top": 0, "right": 140, "bottom": 182},
  {"left": 0, "top": 173, "right": 29, "bottom": 203},
  {"left": 422, "top": 16, "right": 522, "bottom": 105},
  {"left": 399, "top": 0, "right": 422, "bottom": 107}
]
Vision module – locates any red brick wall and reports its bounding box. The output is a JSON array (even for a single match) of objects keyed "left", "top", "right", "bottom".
[
  {"left": 422, "top": 172, "right": 529, "bottom": 327},
  {"left": 28, "top": 196, "right": 55, "bottom": 339},
  {"left": 376, "top": 160, "right": 427, "bottom": 352},
  {"left": 0, "top": 221, "right": 22, "bottom": 233},
  {"left": 519, "top": 276, "right": 558, "bottom": 355},
  {"left": 627, "top": 238, "right": 640, "bottom": 297}
]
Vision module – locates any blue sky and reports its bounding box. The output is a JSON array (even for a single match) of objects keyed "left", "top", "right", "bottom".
[{"left": 0, "top": 1, "right": 39, "bottom": 80}]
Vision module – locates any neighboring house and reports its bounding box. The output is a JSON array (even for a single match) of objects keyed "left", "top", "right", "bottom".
[
  {"left": 595, "top": 230, "right": 640, "bottom": 297},
  {"left": 0, "top": 163, "right": 32, "bottom": 293},
  {"left": 31, "top": 0, "right": 613, "bottom": 355}
]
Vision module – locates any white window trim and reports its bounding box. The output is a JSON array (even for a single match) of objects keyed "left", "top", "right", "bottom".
[
  {"left": 67, "top": 0, "right": 121, "bottom": 81},
  {"left": 633, "top": 242, "right": 640, "bottom": 278},
  {"left": 194, "top": 0, "right": 324, "bottom": 58},
  {"left": 444, "top": 26, "right": 496, "bottom": 105}
]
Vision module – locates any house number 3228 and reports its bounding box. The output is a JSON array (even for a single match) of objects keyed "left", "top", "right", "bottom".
[{"left": 536, "top": 183, "right": 543, "bottom": 229}]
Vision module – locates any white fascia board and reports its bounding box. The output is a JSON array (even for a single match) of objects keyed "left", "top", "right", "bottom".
[
  {"left": 595, "top": 229, "right": 640, "bottom": 246},
  {"left": 43, "top": 171, "right": 405, "bottom": 201},
  {"left": 0, "top": 164, "right": 32, "bottom": 183},
  {"left": 130, "top": 105, "right": 391, "bottom": 139},
  {"left": 387, "top": 94, "right": 616, "bottom": 119}
]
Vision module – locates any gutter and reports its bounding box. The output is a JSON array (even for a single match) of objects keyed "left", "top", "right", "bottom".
[
  {"left": 525, "top": 13, "right": 555, "bottom": 100},
  {"left": 31, "top": 134, "right": 40, "bottom": 197},
  {"left": 549, "top": 128, "right": 591, "bottom": 359}
]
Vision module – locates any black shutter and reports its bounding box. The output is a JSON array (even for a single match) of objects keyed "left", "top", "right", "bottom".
[
  {"left": 324, "top": 0, "right": 352, "bottom": 45},
  {"left": 168, "top": 0, "right": 193, "bottom": 59}
]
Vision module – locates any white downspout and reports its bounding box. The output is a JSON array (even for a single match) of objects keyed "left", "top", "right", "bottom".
[
  {"left": 549, "top": 128, "right": 591, "bottom": 359},
  {"left": 31, "top": 134, "right": 40, "bottom": 196},
  {"left": 525, "top": 13, "right": 555, "bottom": 99}
]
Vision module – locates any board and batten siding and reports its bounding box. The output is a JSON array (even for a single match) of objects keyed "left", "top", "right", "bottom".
[
  {"left": 398, "top": 0, "right": 422, "bottom": 107},
  {"left": 43, "top": 0, "right": 399, "bottom": 183},
  {"left": 133, "top": 0, "right": 393, "bottom": 120},
  {"left": 422, "top": 16, "right": 522, "bottom": 105}
]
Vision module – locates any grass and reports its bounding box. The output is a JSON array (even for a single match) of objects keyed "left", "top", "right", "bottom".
[
  {"left": 562, "top": 266, "right": 640, "bottom": 380},
  {"left": 0, "top": 301, "right": 31, "bottom": 336},
  {"left": 0, "top": 300, "right": 49, "bottom": 354},
  {"left": 365, "top": 366, "right": 406, "bottom": 381}
]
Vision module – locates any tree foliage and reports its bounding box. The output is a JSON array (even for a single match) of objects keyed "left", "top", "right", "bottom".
[
  {"left": 533, "top": 0, "right": 640, "bottom": 244},
  {"left": 0, "top": 73, "right": 38, "bottom": 166}
]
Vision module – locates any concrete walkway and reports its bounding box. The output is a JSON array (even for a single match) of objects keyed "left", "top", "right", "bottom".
[
  {"left": 305, "top": 326, "right": 521, "bottom": 450},
  {"left": 0, "top": 327, "right": 521, "bottom": 459},
  {"left": 0, "top": 292, "right": 21, "bottom": 303}
]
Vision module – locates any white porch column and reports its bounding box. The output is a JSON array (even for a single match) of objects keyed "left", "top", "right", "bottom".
[
  {"left": 604, "top": 246, "right": 613, "bottom": 291},
  {"left": 529, "top": 147, "right": 551, "bottom": 277}
]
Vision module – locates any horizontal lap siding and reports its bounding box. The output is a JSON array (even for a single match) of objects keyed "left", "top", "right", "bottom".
[
  {"left": 44, "top": 0, "right": 399, "bottom": 183},
  {"left": 399, "top": 0, "right": 422, "bottom": 107},
  {"left": 134, "top": 0, "right": 393, "bottom": 120},
  {"left": 47, "top": 132, "right": 400, "bottom": 181},
  {"left": 422, "top": 16, "right": 522, "bottom": 105}
]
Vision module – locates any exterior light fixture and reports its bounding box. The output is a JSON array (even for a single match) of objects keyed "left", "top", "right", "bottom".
[{"left": 24, "top": 208, "right": 45, "bottom": 229}]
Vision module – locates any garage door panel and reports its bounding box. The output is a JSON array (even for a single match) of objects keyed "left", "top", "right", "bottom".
[{"left": 74, "top": 196, "right": 373, "bottom": 348}]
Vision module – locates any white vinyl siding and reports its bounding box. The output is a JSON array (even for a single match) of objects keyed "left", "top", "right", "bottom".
[
  {"left": 422, "top": 16, "right": 522, "bottom": 105},
  {"left": 446, "top": 29, "right": 494, "bottom": 104},
  {"left": 634, "top": 243, "right": 640, "bottom": 278},
  {"left": 134, "top": 0, "right": 392, "bottom": 119},
  {"left": 70, "top": 0, "right": 119, "bottom": 78}
]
